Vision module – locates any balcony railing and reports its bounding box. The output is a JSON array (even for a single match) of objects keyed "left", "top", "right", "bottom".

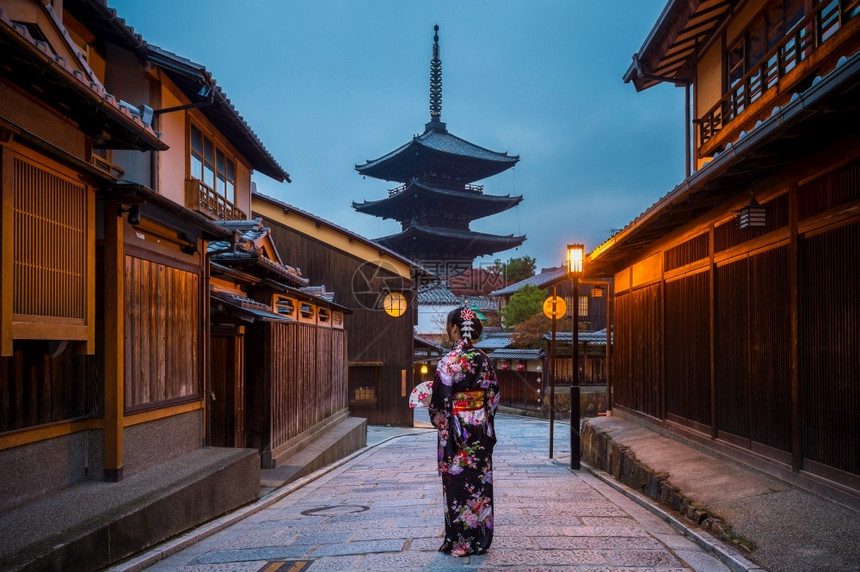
[
  {"left": 699, "top": 0, "right": 860, "bottom": 148},
  {"left": 185, "top": 178, "right": 246, "bottom": 221},
  {"left": 388, "top": 182, "right": 484, "bottom": 197},
  {"left": 91, "top": 154, "right": 124, "bottom": 179}
]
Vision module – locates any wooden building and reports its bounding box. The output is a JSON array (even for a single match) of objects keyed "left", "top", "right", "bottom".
[
  {"left": 488, "top": 348, "right": 545, "bottom": 413},
  {"left": 1, "top": 0, "right": 359, "bottom": 524},
  {"left": 207, "top": 219, "right": 349, "bottom": 467},
  {"left": 352, "top": 25, "right": 524, "bottom": 271},
  {"left": 491, "top": 266, "right": 609, "bottom": 333},
  {"left": 252, "top": 192, "right": 423, "bottom": 426},
  {"left": 588, "top": 0, "right": 860, "bottom": 503}
]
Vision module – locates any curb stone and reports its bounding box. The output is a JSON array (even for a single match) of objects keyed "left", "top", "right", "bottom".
[
  {"left": 581, "top": 462, "right": 765, "bottom": 572},
  {"left": 108, "top": 431, "right": 423, "bottom": 572}
]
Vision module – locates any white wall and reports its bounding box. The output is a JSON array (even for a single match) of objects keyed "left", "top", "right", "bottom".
[{"left": 416, "top": 303, "right": 458, "bottom": 335}]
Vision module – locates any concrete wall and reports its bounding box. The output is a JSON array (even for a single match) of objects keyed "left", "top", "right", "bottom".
[
  {"left": 0, "top": 430, "right": 103, "bottom": 512},
  {"left": 123, "top": 410, "right": 202, "bottom": 477}
]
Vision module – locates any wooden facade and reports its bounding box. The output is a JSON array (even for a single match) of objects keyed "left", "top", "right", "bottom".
[
  {"left": 253, "top": 193, "right": 420, "bottom": 426},
  {"left": 0, "top": 0, "right": 311, "bottom": 518},
  {"left": 598, "top": 0, "right": 860, "bottom": 502},
  {"left": 246, "top": 321, "right": 346, "bottom": 467},
  {"left": 208, "top": 218, "right": 349, "bottom": 467}
]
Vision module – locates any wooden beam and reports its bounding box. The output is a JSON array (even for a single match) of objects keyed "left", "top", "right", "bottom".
[
  {"left": 85, "top": 187, "right": 96, "bottom": 354},
  {"left": 103, "top": 200, "right": 125, "bottom": 482},
  {"left": 789, "top": 184, "right": 801, "bottom": 473},
  {"left": 1, "top": 147, "right": 13, "bottom": 356},
  {"left": 709, "top": 222, "right": 717, "bottom": 439}
]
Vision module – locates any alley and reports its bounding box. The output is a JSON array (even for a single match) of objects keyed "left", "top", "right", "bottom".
[{"left": 120, "top": 415, "right": 729, "bottom": 571}]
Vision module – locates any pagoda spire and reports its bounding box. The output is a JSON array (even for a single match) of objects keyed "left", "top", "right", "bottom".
[{"left": 427, "top": 25, "right": 446, "bottom": 132}]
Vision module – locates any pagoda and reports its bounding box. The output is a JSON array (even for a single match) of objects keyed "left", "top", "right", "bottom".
[{"left": 353, "top": 25, "right": 525, "bottom": 272}]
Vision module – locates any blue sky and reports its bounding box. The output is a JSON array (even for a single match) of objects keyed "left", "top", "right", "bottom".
[{"left": 111, "top": 1, "right": 684, "bottom": 271}]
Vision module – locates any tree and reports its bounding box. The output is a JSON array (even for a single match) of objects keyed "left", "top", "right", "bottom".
[
  {"left": 497, "top": 256, "right": 536, "bottom": 284},
  {"left": 500, "top": 284, "right": 546, "bottom": 328},
  {"left": 511, "top": 313, "right": 572, "bottom": 349}
]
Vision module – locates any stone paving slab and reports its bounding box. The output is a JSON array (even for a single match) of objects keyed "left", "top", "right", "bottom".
[{"left": 120, "top": 414, "right": 734, "bottom": 571}]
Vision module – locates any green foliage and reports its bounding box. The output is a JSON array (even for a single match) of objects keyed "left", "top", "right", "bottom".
[
  {"left": 500, "top": 284, "right": 546, "bottom": 328},
  {"left": 511, "top": 313, "right": 572, "bottom": 349},
  {"left": 497, "top": 256, "right": 536, "bottom": 284}
]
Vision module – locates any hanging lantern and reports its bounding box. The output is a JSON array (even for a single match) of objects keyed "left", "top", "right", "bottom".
[
  {"left": 738, "top": 197, "right": 767, "bottom": 229},
  {"left": 517, "top": 360, "right": 526, "bottom": 371},
  {"left": 591, "top": 286, "right": 604, "bottom": 298},
  {"left": 382, "top": 291, "right": 408, "bottom": 317},
  {"left": 500, "top": 360, "right": 509, "bottom": 370},
  {"left": 420, "top": 364, "right": 428, "bottom": 375}
]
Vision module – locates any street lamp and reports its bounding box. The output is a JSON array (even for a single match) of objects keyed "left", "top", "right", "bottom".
[
  {"left": 567, "top": 243, "right": 584, "bottom": 470},
  {"left": 567, "top": 243, "right": 584, "bottom": 275}
]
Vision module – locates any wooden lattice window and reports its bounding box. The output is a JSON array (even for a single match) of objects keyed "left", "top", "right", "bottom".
[
  {"left": 349, "top": 365, "right": 378, "bottom": 404},
  {"left": 1, "top": 149, "right": 94, "bottom": 355}
]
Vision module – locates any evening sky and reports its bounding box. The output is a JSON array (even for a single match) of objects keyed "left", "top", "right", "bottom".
[{"left": 110, "top": 0, "right": 684, "bottom": 271}]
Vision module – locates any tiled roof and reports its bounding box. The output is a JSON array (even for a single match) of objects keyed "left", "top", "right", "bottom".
[
  {"left": 355, "top": 123, "right": 519, "bottom": 184},
  {"left": 414, "top": 335, "right": 443, "bottom": 351},
  {"left": 417, "top": 284, "right": 460, "bottom": 305},
  {"left": 61, "top": 1, "right": 289, "bottom": 181},
  {"left": 376, "top": 224, "right": 526, "bottom": 249},
  {"left": 299, "top": 285, "right": 335, "bottom": 302},
  {"left": 475, "top": 333, "right": 513, "bottom": 351},
  {"left": 490, "top": 266, "right": 568, "bottom": 296},
  {"left": 0, "top": 5, "right": 165, "bottom": 151},
  {"left": 488, "top": 348, "right": 544, "bottom": 361},
  {"left": 112, "top": 183, "right": 233, "bottom": 240},
  {"left": 623, "top": 0, "right": 734, "bottom": 92},
  {"left": 252, "top": 192, "right": 428, "bottom": 275},
  {"left": 591, "top": 51, "right": 860, "bottom": 276},
  {"left": 464, "top": 297, "right": 500, "bottom": 312},
  {"left": 418, "top": 129, "right": 519, "bottom": 163},
  {"left": 211, "top": 289, "right": 291, "bottom": 323},
  {"left": 209, "top": 218, "right": 308, "bottom": 287},
  {"left": 146, "top": 45, "right": 290, "bottom": 183},
  {"left": 543, "top": 329, "right": 612, "bottom": 345},
  {"left": 357, "top": 128, "right": 518, "bottom": 172},
  {"left": 352, "top": 179, "right": 522, "bottom": 219}
]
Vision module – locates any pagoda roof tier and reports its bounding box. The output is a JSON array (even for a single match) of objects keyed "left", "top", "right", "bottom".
[
  {"left": 355, "top": 122, "right": 519, "bottom": 184},
  {"left": 374, "top": 224, "right": 525, "bottom": 261},
  {"left": 352, "top": 180, "right": 523, "bottom": 222}
]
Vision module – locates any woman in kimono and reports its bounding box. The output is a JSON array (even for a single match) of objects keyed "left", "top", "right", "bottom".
[{"left": 429, "top": 306, "right": 500, "bottom": 556}]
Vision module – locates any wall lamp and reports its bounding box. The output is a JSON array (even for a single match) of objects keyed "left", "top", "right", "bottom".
[
  {"left": 153, "top": 84, "right": 215, "bottom": 116},
  {"left": 117, "top": 204, "right": 140, "bottom": 226}
]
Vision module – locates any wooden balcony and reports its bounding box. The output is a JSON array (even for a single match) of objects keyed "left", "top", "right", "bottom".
[
  {"left": 388, "top": 182, "right": 484, "bottom": 197},
  {"left": 185, "top": 178, "right": 246, "bottom": 221},
  {"left": 91, "top": 154, "right": 124, "bottom": 179},
  {"left": 698, "top": 0, "right": 860, "bottom": 158}
]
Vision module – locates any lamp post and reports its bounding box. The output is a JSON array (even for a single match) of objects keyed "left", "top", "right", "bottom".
[{"left": 567, "top": 243, "right": 584, "bottom": 470}]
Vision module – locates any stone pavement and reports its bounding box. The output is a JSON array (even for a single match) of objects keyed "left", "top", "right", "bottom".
[{"left": 113, "top": 414, "right": 740, "bottom": 571}]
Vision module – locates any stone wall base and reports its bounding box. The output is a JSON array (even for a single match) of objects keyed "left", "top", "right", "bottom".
[{"left": 581, "top": 420, "right": 755, "bottom": 552}]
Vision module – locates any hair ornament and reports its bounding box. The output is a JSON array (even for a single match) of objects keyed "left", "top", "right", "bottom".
[{"left": 460, "top": 308, "right": 476, "bottom": 340}]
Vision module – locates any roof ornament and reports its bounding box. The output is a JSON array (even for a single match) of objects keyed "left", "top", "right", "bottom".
[{"left": 428, "top": 24, "right": 444, "bottom": 130}]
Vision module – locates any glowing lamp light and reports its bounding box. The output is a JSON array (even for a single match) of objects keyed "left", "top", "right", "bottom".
[
  {"left": 382, "top": 291, "right": 407, "bottom": 317},
  {"left": 567, "top": 243, "right": 584, "bottom": 276},
  {"left": 591, "top": 286, "right": 604, "bottom": 298},
  {"left": 420, "top": 364, "right": 428, "bottom": 375}
]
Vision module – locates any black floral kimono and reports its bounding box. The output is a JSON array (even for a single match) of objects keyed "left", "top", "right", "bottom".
[{"left": 428, "top": 338, "right": 500, "bottom": 556}]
